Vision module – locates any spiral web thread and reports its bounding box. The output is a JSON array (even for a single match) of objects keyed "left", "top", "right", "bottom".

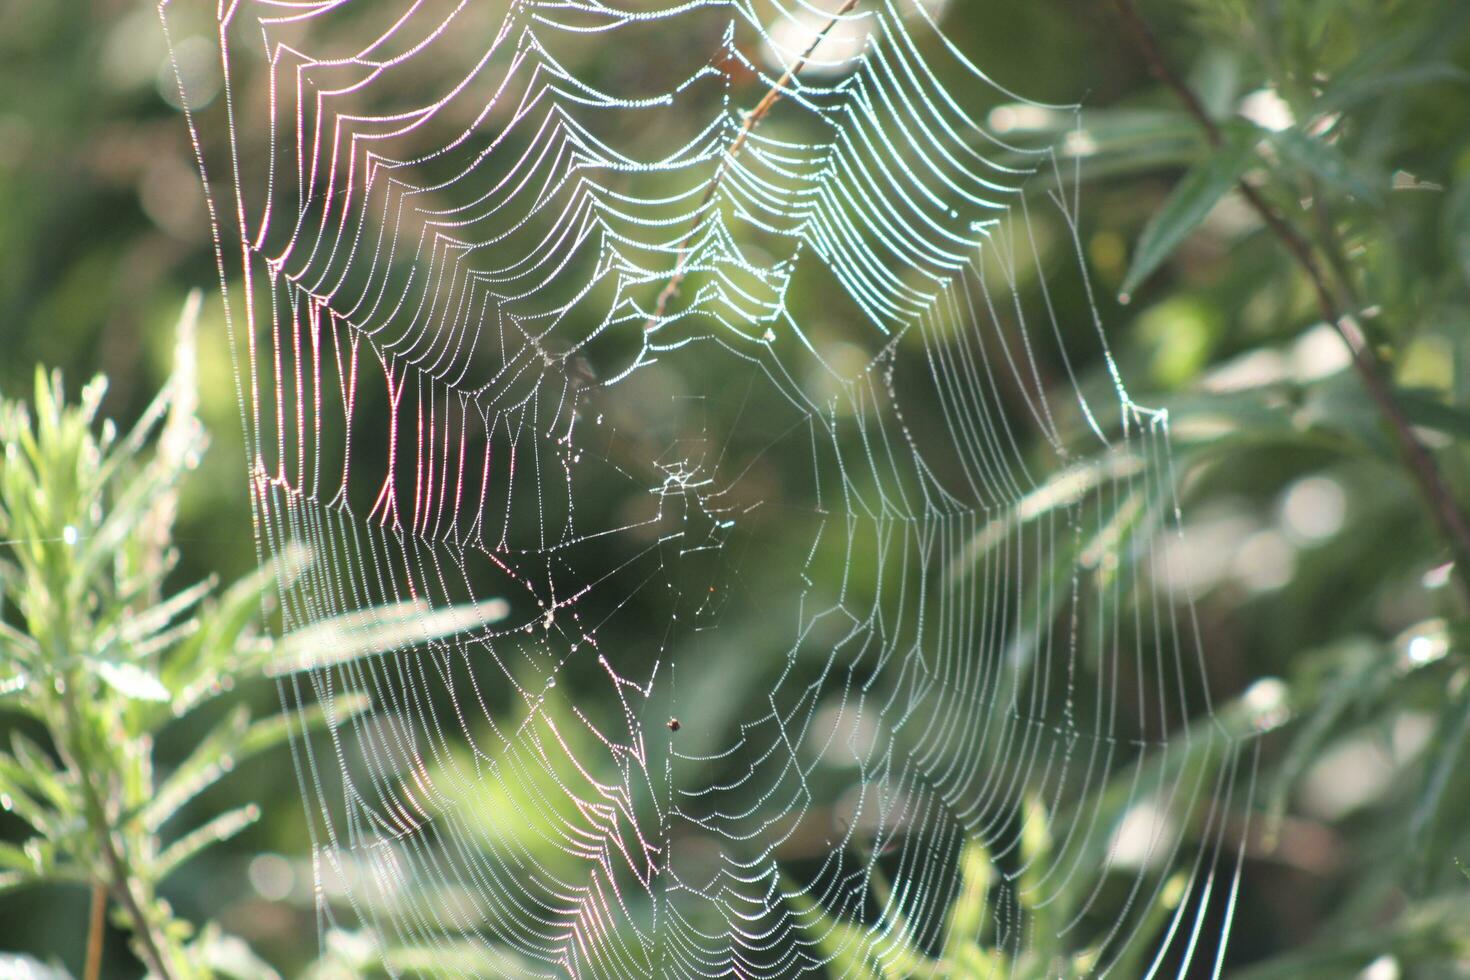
[{"left": 162, "top": 0, "right": 1266, "bottom": 975}]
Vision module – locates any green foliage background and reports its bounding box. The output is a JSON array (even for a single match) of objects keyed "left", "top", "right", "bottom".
[{"left": 2, "top": 0, "right": 1470, "bottom": 975}]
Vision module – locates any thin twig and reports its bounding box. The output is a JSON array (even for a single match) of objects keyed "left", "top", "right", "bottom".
[
  {"left": 643, "top": 0, "right": 861, "bottom": 331},
  {"left": 59, "top": 685, "right": 179, "bottom": 980},
  {"left": 85, "top": 882, "right": 106, "bottom": 980},
  {"left": 1110, "top": 0, "right": 1470, "bottom": 602},
  {"left": 99, "top": 834, "right": 176, "bottom": 980}
]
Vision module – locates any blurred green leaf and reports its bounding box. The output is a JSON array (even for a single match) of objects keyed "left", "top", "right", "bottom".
[
  {"left": 1409, "top": 675, "right": 1470, "bottom": 857},
  {"left": 88, "top": 658, "right": 171, "bottom": 702},
  {"left": 1316, "top": 62, "right": 1469, "bottom": 115},
  {"left": 164, "top": 545, "right": 308, "bottom": 714},
  {"left": 1263, "top": 642, "right": 1389, "bottom": 838},
  {"left": 268, "top": 597, "right": 510, "bottom": 676},
  {"left": 154, "top": 803, "right": 260, "bottom": 881},
  {"left": 942, "top": 840, "right": 993, "bottom": 962},
  {"left": 6, "top": 735, "right": 68, "bottom": 814},
  {"left": 146, "top": 705, "right": 251, "bottom": 832},
  {"left": 0, "top": 843, "right": 37, "bottom": 879},
  {"left": 784, "top": 886, "right": 886, "bottom": 980},
  {"left": 1230, "top": 895, "right": 1470, "bottom": 979},
  {"left": 379, "top": 940, "right": 543, "bottom": 978},
  {"left": 1121, "top": 126, "right": 1260, "bottom": 298},
  {"left": 0, "top": 953, "right": 73, "bottom": 979},
  {"left": 193, "top": 924, "right": 284, "bottom": 980},
  {"left": 991, "top": 106, "right": 1207, "bottom": 190},
  {"left": 1395, "top": 389, "right": 1470, "bottom": 440},
  {"left": 147, "top": 694, "right": 368, "bottom": 832},
  {"left": 238, "top": 694, "right": 370, "bottom": 760},
  {"left": 1266, "top": 127, "right": 1381, "bottom": 203}
]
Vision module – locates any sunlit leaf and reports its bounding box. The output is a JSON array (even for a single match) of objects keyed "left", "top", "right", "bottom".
[
  {"left": 147, "top": 695, "right": 369, "bottom": 832},
  {"left": 783, "top": 887, "right": 885, "bottom": 980},
  {"left": 0, "top": 952, "right": 73, "bottom": 979},
  {"left": 0, "top": 672, "right": 28, "bottom": 698},
  {"left": 942, "top": 841, "right": 993, "bottom": 960},
  {"left": 268, "top": 597, "right": 511, "bottom": 676},
  {"left": 154, "top": 804, "right": 260, "bottom": 881},
  {"left": 193, "top": 924, "right": 284, "bottom": 980},
  {"left": 89, "top": 659, "right": 170, "bottom": 702},
  {"left": 381, "top": 940, "right": 542, "bottom": 978}
]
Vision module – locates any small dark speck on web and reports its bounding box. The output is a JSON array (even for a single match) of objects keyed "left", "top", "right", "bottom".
[{"left": 667, "top": 718, "right": 681, "bottom": 732}]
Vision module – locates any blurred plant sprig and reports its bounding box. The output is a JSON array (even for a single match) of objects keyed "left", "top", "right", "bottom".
[
  {"left": 0, "top": 293, "right": 516, "bottom": 978},
  {"left": 0, "top": 295, "right": 340, "bottom": 979}
]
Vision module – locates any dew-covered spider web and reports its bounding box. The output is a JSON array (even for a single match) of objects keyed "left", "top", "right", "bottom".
[{"left": 162, "top": 0, "right": 1271, "bottom": 975}]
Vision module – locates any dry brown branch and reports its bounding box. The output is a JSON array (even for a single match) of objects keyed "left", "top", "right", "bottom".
[{"left": 644, "top": 0, "right": 861, "bottom": 331}]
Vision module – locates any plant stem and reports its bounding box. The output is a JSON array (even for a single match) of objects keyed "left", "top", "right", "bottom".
[
  {"left": 1109, "top": 0, "right": 1470, "bottom": 603},
  {"left": 85, "top": 882, "right": 105, "bottom": 980},
  {"left": 99, "top": 831, "right": 177, "bottom": 980},
  {"left": 643, "top": 0, "right": 860, "bottom": 332},
  {"left": 58, "top": 680, "right": 180, "bottom": 980}
]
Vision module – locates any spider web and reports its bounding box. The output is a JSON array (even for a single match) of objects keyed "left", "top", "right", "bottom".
[{"left": 161, "top": 0, "right": 1270, "bottom": 975}]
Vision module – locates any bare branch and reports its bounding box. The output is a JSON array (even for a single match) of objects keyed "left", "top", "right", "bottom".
[{"left": 643, "top": 0, "right": 861, "bottom": 332}]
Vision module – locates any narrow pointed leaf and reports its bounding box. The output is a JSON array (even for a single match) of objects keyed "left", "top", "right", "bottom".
[
  {"left": 155, "top": 804, "right": 260, "bottom": 880},
  {"left": 268, "top": 598, "right": 510, "bottom": 676},
  {"left": 1266, "top": 128, "right": 1380, "bottom": 203},
  {"left": 1121, "top": 128, "right": 1259, "bottom": 297},
  {"left": 1409, "top": 685, "right": 1470, "bottom": 851},
  {"left": 1395, "top": 388, "right": 1470, "bottom": 440},
  {"left": 90, "top": 659, "right": 170, "bottom": 702},
  {"left": 146, "top": 706, "right": 249, "bottom": 831}
]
